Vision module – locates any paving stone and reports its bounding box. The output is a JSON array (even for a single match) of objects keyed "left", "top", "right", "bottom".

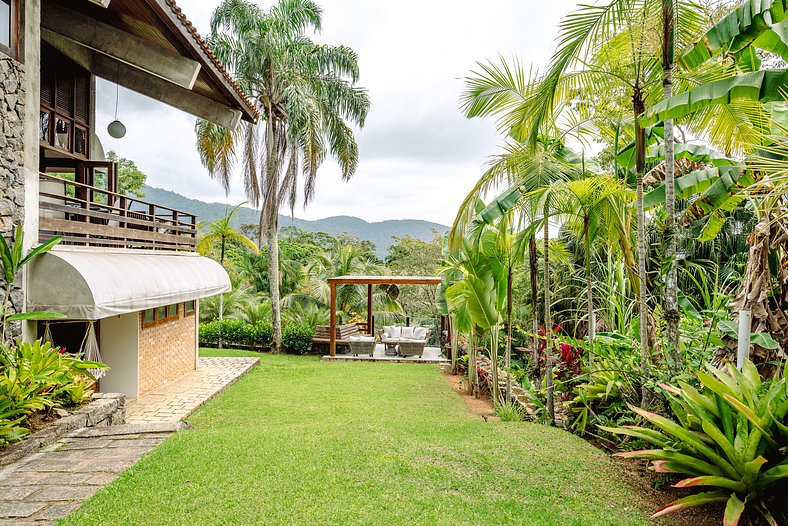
[
  {"left": 28, "top": 485, "right": 98, "bottom": 502},
  {"left": 35, "top": 502, "right": 80, "bottom": 520},
  {"left": 0, "top": 501, "right": 46, "bottom": 518},
  {"left": 0, "top": 486, "right": 36, "bottom": 500},
  {"left": 85, "top": 473, "right": 118, "bottom": 485}
]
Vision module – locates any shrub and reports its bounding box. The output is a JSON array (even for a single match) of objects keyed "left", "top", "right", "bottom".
[
  {"left": 0, "top": 339, "right": 107, "bottom": 447},
  {"left": 605, "top": 360, "right": 788, "bottom": 525},
  {"left": 282, "top": 323, "right": 314, "bottom": 354},
  {"left": 495, "top": 400, "right": 525, "bottom": 422},
  {"left": 199, "top": 320, "right": 222, "bottom": 346}
]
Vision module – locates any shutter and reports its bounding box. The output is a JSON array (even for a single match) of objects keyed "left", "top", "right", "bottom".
[
  {"left": 40, "top": 69, "right": 54, "bottom": 108},
  {"left": 55, "top": 74, "right": 72, "bottom": 114},
  {"left": 74, "top": 72, "right": 90, "bottom": 123}
]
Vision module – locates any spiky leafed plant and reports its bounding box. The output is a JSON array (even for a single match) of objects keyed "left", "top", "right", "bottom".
[
  {"left": 196, "top": 0, "right": 370, "bottom": 351},
  {"left": 605, "top": 360, "right": 788, "bottom": 525}
]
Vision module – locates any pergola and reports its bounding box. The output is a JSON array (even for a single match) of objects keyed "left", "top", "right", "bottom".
[{"left": 326, "top": 275, "right": 442, "bottom": 357}]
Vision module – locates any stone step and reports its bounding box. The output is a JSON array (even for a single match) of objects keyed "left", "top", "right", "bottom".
[{"left": 65, "top": 422, "right": 190, "bottom": 439}]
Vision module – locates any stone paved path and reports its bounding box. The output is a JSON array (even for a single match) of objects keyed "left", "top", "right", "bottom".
[
  {"left": 0, "top": 423, "right": 186, "bottom": 525},
  {"left": 125, "top": 357, "right": 259, "bottom": 424},
  {"left": 0, "top": 357, "right": 259, "bottom": 524}
]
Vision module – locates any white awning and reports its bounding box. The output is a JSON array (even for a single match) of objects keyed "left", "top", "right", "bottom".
[{"left": 28, "top": 249, "right": 231, "bottom": 320}]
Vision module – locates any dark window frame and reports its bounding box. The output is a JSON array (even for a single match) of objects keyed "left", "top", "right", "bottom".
[
  {"left": 184, "top": 300, "right": 195, "bottom": 316},
  {"left": 0, "top": 0, "right": 19, "bottom": 61},
  {"left": 40, "top": 46, "right": 91, "bottom": 158}
]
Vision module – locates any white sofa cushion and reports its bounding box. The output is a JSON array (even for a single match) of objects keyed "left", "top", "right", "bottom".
[
  {"left": 400, "top": 326, "right": 415, "bottom": 339},
  {"left": 413, "top": 327, "right": 428, "bottom": 340},
  {"left": 359, "top": 336, "right": 375, "bottom": 342},
  {"left": 388, "top": 326, "right": 402, "bottom": 338},
  {"left": 349, "top": 335, "right": 361, "bottom": 342},
  {"left": 382, "top": 325, "right": 392, "bottom": 338}
]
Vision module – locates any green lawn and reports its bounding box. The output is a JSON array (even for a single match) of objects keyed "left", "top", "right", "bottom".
[{"left": 62, "top": 350, "right": 653, "bottom": 525}]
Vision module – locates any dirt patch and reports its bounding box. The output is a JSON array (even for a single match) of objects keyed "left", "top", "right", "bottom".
[
  {"left": 444, "top": 373, "right": 500, "bottom": 422},
  {"left": 615, "top": 456, "right": 723, "bottom": 526}
]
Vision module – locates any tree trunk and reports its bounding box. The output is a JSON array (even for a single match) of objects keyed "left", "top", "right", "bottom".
[
  {"left": 506, "top": 264, "right": 513, "bottom": 404},
  {"left": 468, "top": 328, "right": 477, "bottom": 396},
  {"left": 634, "top": 87, "right": 652, "bottom": 396},
  {"left": 218, "top": 237, "right": 226, "bottom": 349},
  {"left": 543, "top": 205, "right": 555, "bottom": 424},
  {"left": 584, "top": 216, "right": 594, "bottom": 363},
  {"left": 528, "top": 234, "right": 539, "bottom": 376},
  {"left": 266, "top": 218, "right": 282, "bottom": 352},
  {"left": 663, "top": 0, "right": 681, "bottom": 369}
]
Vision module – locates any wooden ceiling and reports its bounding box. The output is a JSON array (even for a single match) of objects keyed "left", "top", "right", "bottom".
[{"left": 48, "top": 0, "right": 256, "bottom": 122}]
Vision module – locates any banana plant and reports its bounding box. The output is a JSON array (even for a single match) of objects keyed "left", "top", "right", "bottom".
[
  {"left": 604, "top": 360, "right": 788, "bottom": 525},
  {"left": 0, "top": 225, "right": 65, "bottom": 343}
]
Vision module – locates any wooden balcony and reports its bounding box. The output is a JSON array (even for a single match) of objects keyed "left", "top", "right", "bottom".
[{"left": 39, "top": 173, "right": 197, "bottom": 252}]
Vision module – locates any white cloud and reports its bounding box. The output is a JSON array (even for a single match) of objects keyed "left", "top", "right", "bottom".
[{"left": 96, "top": 0, "right": 581, "bottom": 225}]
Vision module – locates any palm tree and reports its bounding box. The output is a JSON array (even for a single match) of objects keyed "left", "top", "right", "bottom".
[
  {"left": 196, "top": 202, "right": 259, "bottom": 266},
  {"left": 531, "top": 174, "right": 634, "bottom": 360},
  {"left": 197, "top": 0, "right": 370, "bottom": 351}
]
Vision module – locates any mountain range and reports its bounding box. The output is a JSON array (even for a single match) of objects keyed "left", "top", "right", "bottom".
[{"left": 143, "top": 185, "right": 448, "bottom": 257}]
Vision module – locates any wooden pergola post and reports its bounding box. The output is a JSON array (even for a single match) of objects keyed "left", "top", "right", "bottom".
[
  {"left": 366, "top": 283, "right": 373, "bottom": 336},
  {"left": 329, "top": 282, "right": 337, "bottom": 357}
]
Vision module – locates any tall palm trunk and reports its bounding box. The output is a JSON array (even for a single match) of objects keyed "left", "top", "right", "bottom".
[
  {"left": 584, "top": 216, "right": 594, "bottom": 362},
  {"left": 528, "top": 234, "right": 539, "bottom": 379},
  {"left": 261, "top": 107, "right": 283, "bottom": 352},
  {"left": 633, "top": 87, "right": 651, "bottom": 392},
  {"left": 505, "top": 264, "right": 513, "bottom": 403},
  {"left": 662, "top": 0, "right": 680, "bottom": 368},
  {"left": 543, "top": 205, "right": 555, "bottom": 424},
  {"left": 266, "top": 219, "right": 282, "bottom": 352}
]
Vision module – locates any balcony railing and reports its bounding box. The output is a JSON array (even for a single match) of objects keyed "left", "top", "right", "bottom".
[{"left": 39, "top": 173, "right": 197, "bottom": 251}]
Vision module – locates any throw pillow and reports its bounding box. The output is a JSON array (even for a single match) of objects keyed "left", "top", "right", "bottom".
[
  {"left": 389, "top": 326, "right": 402, "bottom": 338},
  {"left": 413, "top": 327, "right": 428, "bottom": 340},
  {"left": 401, "top": 326, "right": 415, "bottom": 339}
]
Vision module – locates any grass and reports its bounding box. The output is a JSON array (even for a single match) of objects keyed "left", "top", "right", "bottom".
[{"left": 61, "top": 350, "right": 654, "bottom": 526}]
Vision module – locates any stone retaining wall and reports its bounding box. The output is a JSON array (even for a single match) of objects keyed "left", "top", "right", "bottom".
[
  {"left": 0, "top": 392, "right": 126, "bottom": 467},
  {"left": 475, "top": 355, "right": 537, "bottom": 416}
]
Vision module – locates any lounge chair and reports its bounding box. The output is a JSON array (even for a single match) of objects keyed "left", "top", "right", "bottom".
[
  {"left": 381, "top": 326, "right": 430, "bottom": 357},
  {"left": 349, "top": 335, "right": 375, "bottom": 356}
]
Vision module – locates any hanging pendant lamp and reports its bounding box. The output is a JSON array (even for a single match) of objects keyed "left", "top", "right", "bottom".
[{"left": 107, "top": 78, "right": 126, "bottom": 139}]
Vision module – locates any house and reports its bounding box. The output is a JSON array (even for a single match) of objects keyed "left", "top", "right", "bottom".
[{"left": 0, "top": 0, "right": 256, "bottom": 398}]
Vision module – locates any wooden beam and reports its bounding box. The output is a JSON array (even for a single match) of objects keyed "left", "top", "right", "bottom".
[
  {"left": 42, "top": 30, "right": 242, "bottom": 130},
  {"left": 327, "top": 276, "right": 442, "bottom": 286},
  {"left": 329, "top": 283, "right": 337, "bottom": 357},
  {"left": 87, "top": 0, "right": 112, "bottom": 8},
  {"left": 367, "top": 284, "right": 373, "bottom": 337},
  {"left": 42, "top": 3, "right": 200, "bottom": 90}
]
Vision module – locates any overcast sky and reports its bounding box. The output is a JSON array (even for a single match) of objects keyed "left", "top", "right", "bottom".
[{"left": 95, "top": 0, "right": 580, "bottom": 226}]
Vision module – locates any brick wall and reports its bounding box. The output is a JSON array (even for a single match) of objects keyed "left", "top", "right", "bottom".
[{"left": 137, "top": 305, "right": 196, "bottom": 396}]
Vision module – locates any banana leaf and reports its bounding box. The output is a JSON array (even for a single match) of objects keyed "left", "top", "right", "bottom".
[
  {"left": 681, "top": 0, "right": 788, "bottom": 69},
  {"left": 641, "top": 69, "right": 788, "bottom": 126},
  {"left": 644, "top": 165, "right": 742, "bottom": 209}
]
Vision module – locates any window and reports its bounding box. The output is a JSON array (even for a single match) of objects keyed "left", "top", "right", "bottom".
[
  {"left": 184, "top": 301, "right": 195, "bottom": 316},
  {"left": 40, "top": 45, "right": 91, "bottom": 157},
  {"left": 0, "top": 0, "right": 17, "bottom": 60},
  {"left": 142, "top": 304, "right": 181, "bottom": 328}
]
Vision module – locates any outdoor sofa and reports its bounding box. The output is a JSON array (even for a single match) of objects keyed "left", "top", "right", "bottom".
[{"left": 380, "top": 326, "right": 430, "bottom": 357}]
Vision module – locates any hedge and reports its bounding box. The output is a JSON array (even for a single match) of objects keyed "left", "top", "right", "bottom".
[
  {"left": 199, "top": 319, "right": 273, "bottom": 350},
  {"left": 199, "top": 319, "right": 315, "bottom": 354}
]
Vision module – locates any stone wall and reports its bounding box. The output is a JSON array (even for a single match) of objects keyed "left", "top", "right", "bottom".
[
  {"left": 137, "top": 306, "right": 197, "bottom": 396},
  {"left": 0, "top": 57, "right": 28, "bottom": 327}
]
